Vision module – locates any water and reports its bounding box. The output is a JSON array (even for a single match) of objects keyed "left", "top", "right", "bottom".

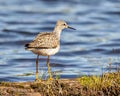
[{"left": 0, "top": 0, "right": 120, "bottom": 82}]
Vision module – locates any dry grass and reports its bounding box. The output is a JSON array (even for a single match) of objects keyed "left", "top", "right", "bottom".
[{"left": 0, "top": 72, "right": 120, "bottom": 96}]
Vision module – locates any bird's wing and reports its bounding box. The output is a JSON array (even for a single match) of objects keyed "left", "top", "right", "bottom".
[{"left": 27, "top": 32, "right": 59, "bottom": 49}]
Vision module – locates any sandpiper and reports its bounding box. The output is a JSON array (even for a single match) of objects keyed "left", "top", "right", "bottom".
[{"left": 25, "top": 20, "right": 75, "bottom": 81}]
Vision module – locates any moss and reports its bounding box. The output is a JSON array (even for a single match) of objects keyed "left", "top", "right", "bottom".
[
  {"left": 77, "top": 76, "right": 101, "bottom": 88},
  {"left": 77, "top": 72, "right": 120, "bottom": 96}
]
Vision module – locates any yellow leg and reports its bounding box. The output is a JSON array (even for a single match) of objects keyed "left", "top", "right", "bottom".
[
  {"left": 47, "top": 56, "right": 53, "bottom": 80},
  {"left": 35, "top": 55, "right": 39, "bottom": 81}
]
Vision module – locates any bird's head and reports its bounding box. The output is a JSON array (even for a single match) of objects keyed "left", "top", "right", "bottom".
[{"left": 56, "top": 20, "right": 76, "bottom": 30}]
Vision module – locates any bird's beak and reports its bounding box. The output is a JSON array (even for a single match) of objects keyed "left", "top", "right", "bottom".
[{"left": 68, "top": 26, "right": 76, "bottom": 30}]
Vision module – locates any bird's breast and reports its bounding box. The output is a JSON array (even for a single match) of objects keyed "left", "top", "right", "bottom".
[{"left": 31, "top": 45, "right": 60, "bottom": 56}]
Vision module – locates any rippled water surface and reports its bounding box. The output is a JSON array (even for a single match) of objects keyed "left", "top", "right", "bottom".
[{"left": 0, "top": 0, "right": 120, "bottom": 81}]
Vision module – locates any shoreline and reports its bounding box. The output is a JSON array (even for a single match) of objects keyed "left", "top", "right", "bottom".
[{"left": 0, "top": 72, "right": 119, "bottom": 96}]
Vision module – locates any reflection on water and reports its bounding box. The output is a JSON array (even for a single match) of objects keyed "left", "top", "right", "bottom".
[{"left": 0, "top": 0, "right": 120, "bottom": 81}]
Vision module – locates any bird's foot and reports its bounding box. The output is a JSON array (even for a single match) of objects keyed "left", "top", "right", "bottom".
[
  {"left": 35, "top": 79, "right": 41, "bottom": 82},
  {"left": 47, "top": 77, "right": 53, "bottom": 81}
]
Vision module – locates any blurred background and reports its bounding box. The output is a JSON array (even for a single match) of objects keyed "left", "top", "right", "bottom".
[{"left": 0, "top": 0, "right": 120, "bottom": 81}]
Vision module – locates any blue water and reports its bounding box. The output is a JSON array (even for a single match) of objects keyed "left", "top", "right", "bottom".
[{"left": 0, "top": 0, "right": 120, "bottom": 82}]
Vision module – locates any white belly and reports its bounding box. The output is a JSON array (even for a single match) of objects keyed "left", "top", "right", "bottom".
[{"left": 30, "top": 45, "right": 60, "bottom": 56}]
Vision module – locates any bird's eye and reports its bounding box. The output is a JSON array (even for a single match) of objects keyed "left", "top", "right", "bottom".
[{"left": 63, "top": 24, "right": 66, "bottom": 26}]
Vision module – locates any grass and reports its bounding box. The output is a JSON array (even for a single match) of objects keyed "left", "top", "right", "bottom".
[
  {"left": 77, "top": 72, "right": 120, "bottom": 96},
  {"left": 0, "top": 71, "right": 119, "bottom": 96}
]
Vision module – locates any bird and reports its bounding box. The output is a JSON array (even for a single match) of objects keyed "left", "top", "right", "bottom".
[{"left": 25, "top": 20, "right": 76, "bottom": 81}]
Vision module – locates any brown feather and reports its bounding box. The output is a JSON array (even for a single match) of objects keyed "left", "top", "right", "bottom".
[{"left": 27, "top": 32, "right": 59, "bottom": 49}]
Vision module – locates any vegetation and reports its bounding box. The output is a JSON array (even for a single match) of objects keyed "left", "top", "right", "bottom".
[
  {"left": 0, "top": 71, "right": 119, "bottom": 96},
  {"left": 77, "top": 72, "right": 120, "bottom": 96}
]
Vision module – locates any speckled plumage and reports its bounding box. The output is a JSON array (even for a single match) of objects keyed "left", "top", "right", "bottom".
[
  {"left": 25, "top": 32, "right": 60, "bottom": 56},
  {"left": 27, "top": 32, "right": 59, "bottom": 49},
  {"left": 25, "top": 20, "right": 75, "bottom": 80},
  {"left": 25, "top": 20, "right": 69, "bottom": 56}
]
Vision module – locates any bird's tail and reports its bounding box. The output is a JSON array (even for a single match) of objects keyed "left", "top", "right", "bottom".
[
  {"left": 25, "top": 43, "right": 35, "bottom": 51},
  {"left": 25, "top": 43, "right": 29, "bottom": 47},
  {"left": 25, "top": 43, "right": 30, "bottom": 50}
]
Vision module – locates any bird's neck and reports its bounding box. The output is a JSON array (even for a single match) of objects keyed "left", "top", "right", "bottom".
[{"left": 53, "top": 27, "right": 62, "bottom": 40}]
